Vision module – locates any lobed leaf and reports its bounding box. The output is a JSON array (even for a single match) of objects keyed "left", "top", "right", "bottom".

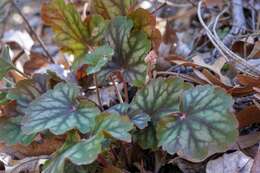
[
  {"left": 43, "top": 134, "right": 103, "bottom": 173},
  {"left": 131, "top": 77, "right": 189, "bottom": 121},
  {"left": 0, "top": 117, "right": 36, "bottom": 145},
  {"left": 103, "top": 16, "right": 151, "bottom": 86},
  {"left": 129, "top": 8, "right": 161, "bottom": 49},
  {"left": 129, "top": 8, "right": 156, "bottom": 36},
  {"left": 74, "top": 45, "right": 114, "bottom": 75},
  {"left": 157, "top": 85, "right": 238, "bottom": 161},
  {"left": 41, "top": 0, "right": 106, "bottom": 57},
  {"left": 91, "top": 0, "right": 137, "bottom": 19},
  {"left": 22, "top": 83, "right": 100, "bottom": 135},
  {"left": 94, "top": 113, "right": 133, "bottom": 142}
]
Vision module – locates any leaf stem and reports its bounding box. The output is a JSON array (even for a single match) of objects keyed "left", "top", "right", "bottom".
[
  {"left": 110, "top": 75, "right": 124, "bottom": 104},
  {"left": 3, "top": 77, "right": 15, "bottom": 86},
  {"left": 120, "top": 71, "right": 129, "bottom": 103},
  {"left": 93, "top": 73, "right": 103, "bottom": 111},
  {"left": 11, "top": 0, "right": 55, "bottom": 64}
]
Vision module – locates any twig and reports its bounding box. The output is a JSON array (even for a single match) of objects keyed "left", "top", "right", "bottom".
[
  {"left": 152, "top": 2, "right": 167, "bottom": 14},
  {"left": 11, "top": 0, "right": 55, "bottom": 64},
  {"left": 93, "top": 73, "right": 104, "bottom": 111},
  {"left": 12, "top": 50, "right": 24, "bottom": 64},
  {"left": 156, "top": 0, "right": 193, "bottom": 8},
  {"left": 211, "top": 0, "right": 247, "bottom": 62},
  {"left": 156, "top": 71, "right": 205, "bottom": 84},
  {"left": 197, "top": 1, "right": 260, "bottom": 77}
]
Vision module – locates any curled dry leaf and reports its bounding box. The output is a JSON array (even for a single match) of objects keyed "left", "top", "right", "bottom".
[
  {"left": 23, "top": 52, "right": 49, "bottom": 75},
  {"left": 251, "top": 146, "right": 260, "bottom": 173},
  {"left": 206, "top": 151, "right": 254, "bottom": 173}
]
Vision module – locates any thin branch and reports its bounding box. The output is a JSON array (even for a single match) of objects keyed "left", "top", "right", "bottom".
[
  {"left": 197, "top": 1, "right": 260, "bottom": 77},
  {"left": 12, "top": 50, "right": 24, "bottom": 64},
  {"left": 11, "top": 0, "right": 55, "bottom": 64},
  {"left": 152, "top": 2, "right": 167, "bottom": 14},
  {"left": 156, "top": 71, "right": 205, "bottom": 84}
]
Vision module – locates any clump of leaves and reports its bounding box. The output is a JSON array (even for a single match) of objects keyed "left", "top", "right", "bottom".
[{"left": 0, "top": 0, "right": 239, "bottom": 172}]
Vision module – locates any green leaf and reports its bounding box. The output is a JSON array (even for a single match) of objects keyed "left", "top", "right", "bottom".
[
  {"left": 94, "top": 113, "right": 133, "bottom": 142},
  {"left": 131, "top": 112, "right": 151, "bottom": 130},
  {"left": 0, "top": 117, "right": 35, "bottom": 145},
  {"left": 22, "top": 83, "right": 100, "bottom": 135},
  {"left": 43, "top": 135, "right": 103, "bottom": 173},
  {"left": 0, "top": 45, "right": 14, "bottom": 79},
  {"left": 41, "top": 0, "right": 106, "bottom": 57},
  {"left": 107, "top": 103, "right": 150, "bottom": 129},
  {"left": 0, "top": 92, "right": 9, "bottom": 105},
  {"left": 157, "top": 85, "right": 238, "bottom": 161},
  {"left": 103, "top": 16, "right": 151, "bottom": 86},
  {"left": 134, "top": 125, "right": 157, "bottom": 150},
  {"left": 91, "top": 0, "right": 137, "bottom": 19},
  {"left": 8, "top": 79, "right": 45, "bottom": 113},
  {"left": 131, "top": 78, "right": 189, "bottom": 121},
  {"left": 64, "top": 161, "right": 101, "bottom": 173},
  {"left": 74, "top": 45, "right": 114, "bottom": 74}
]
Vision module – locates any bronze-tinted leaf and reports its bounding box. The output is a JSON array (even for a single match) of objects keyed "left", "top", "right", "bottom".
[{"left": 91, "top": 0, "right": 137, "bottom": 19}]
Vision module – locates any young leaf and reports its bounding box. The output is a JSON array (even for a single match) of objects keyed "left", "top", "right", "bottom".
[
  {"left": 131, "top": 78, "right": 189, "bottom": 121},
  {"left": 43, "top": 134, "right": 103, "bottom": 173},
  {"left": 94, "top": 113, "right": 133, "bottom": 142},
  {"left": 0, "top": 117, "right": 36, "bottom": 145},
  {"left": 74, "top": 45, "right": 114, "bottom": 75},
  {"left": 129, "top": 8, "right": 161, "bottom": 49},
  {"left": 22, "top": 83, "right": 100, "bottom": 135},
  {"left": 0, "top": 45, "right": 14, "bottom": 79},
  {"left": 157, "top": 85, "right": 238, "bottom": 162},
  {"left": 129, "top": 8, "right": 156, "bottom": 36},
  {"left": 91, "top": 0, "right": 137, "bottom": 19},
  {"left": 41, "top": 0, "right": 106, "bottom": 57},
  {"left": 104, "top": 16, "right": 151, "bottom": 86}
]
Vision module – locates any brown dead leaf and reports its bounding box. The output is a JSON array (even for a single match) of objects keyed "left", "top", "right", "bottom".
[
  {"left": 236, "top": 75, "right": 260, "bottom": 87},
  {"left": 230, "top": 132, "right": 260, "bottom": 150},
  {"left": 103, "top": 165, "right": 123, "bottom": 173},
  {"left": 0, "top": 101, "right": 18, "bottom": 118},
  {"left": 23, "top": 52, "right": 49, "bottom": 75},
  {"left": 12, "top": 136, "right": 64, "bottom": 157},
  {"left": 192, "top": 54, "right": 229, "bottom": 85},
  {"left": 231, "top": 41, "right": 255, "bottom": 58},
  {"left": 203, "top": 0, "right": 224, "bottom": 9},
  {"left": 236, "top": 105, "right": 260, "bottom": 128}
]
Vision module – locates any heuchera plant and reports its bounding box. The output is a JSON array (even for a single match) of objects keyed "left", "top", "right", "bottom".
[{"left": 0, "top": 0, "right": 238, "bottom": 172}]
